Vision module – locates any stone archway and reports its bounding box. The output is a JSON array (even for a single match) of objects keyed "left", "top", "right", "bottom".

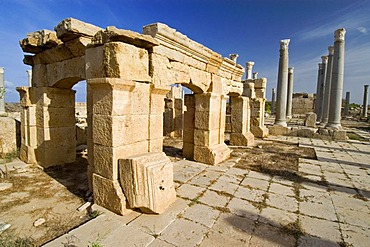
[{"left": 17, "top": 18, "right": 248, "bottom": 215}]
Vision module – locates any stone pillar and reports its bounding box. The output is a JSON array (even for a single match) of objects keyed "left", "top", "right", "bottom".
[
  {"left": 229, "top": 96, "right": 254, "bottom": 146},
  {"left": 250, "top": 78, "right": 269, "bottom": 138},
  {"left": 163, "top": 86, "right": 184, "bottom": 137},
  {"left": 253, "top": 72, "right": 258, "bottom": 79},
  {"left": 0, "top": 67, "right": 5, "bottom": 114},
  {"left": 314, "top": 63, "right": 323, "bottom": 118},
  {"left": 344, "top": 91, "right": 350, "bottom": 117},
  {"left": 327, "top": 28, "right": 346, "bottom": 129},
  {"left": 183, "top": 94, "right": 195, "bottom": 159},
  {"left": 286, "top": 67, "right": 294, "bottom": 119},
  {"left": 246, "top": 61, "right": 255, "bottom": 80},
  {"left": 320, "top": 46, "right": 334, "bottom": 124},
  {"left": 317, "top": 56, "right": 328, "bottom": 122},
  {"left": 274, "top": 39, "right": 290, "bottom": 127},
  {"left": 27, "top": 70, "right": 32, "bottom": 87},
  {"left": 362, "top": 85, "right": 369, "bottom": 118},
  {"left": 193, "top": 93, "right": 231, "bottom": 165},
  {"left": 271, "top": 88, "right": 276, "bottom": 115}
]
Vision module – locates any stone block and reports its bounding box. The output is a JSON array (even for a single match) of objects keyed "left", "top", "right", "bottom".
[
  {"left": 148, "top": 138, "right": 163, "bottom": 153},
  {"left": 0, "top": 117, "right": 17, "bottom": 155},
  {"left": 131, "top": 115, "right": 149, "bottom": 142},
  {"left": 32, "top": 64, "right": 47, "bottom": 87},
  {"left": 149, "top": 114, "right": 164, "bottom": 140},
  {"left": 183, "top": 128, "right": 195, "bottom": 143},
  {"left": 195, "top": 93, "right": 221, "bottom": 112},
  {"left": 251, "top": 125, "right": 269, "bottom": 138},
  {"left": 93, "top": 173, "right": 131, "bottom": 215},
  {"left": 46, "top": 56, "right": 85, "bottom": 88},
  {"left": 268, "top": 125, "right": 290, "bottom": 136},
  {"left": 193, "top": 143, "right": 231, "bottom": 165},
  {"left": 119, "top": 152, "right": 176, "bottom": 214},
  {"left": 194, "top": 111, "right": 220, "bottom": 130},
  {"left": 304, "top": 112, "right": 317, "bottom": 127},
  {"left": 182, "top": 142, "right": 194, "bottom": 160},
  {"left": 132, "top": 82, "right": 150, "bottom": 115},
  {"left": 230, "top": 132, "right": 255, "bottom": 146},
  {"left": 194, "top": 129, "right": 219, "bottom": 147},
  {"left": 36, "top": 107, "right": 75, "bottom": 128},
  {"left": 37, "top": 87, "right": 75, "bottom": 108},
  {"left": 332, "top": 129, "right": 347, "bottom": 141},
  {"left": 93, "top": 141, "right": 149, "bottom": 180},
  {"left": 35, "top": 144, "right": 76, "bottom": 167},
  {"left": 55, "top": 17, "right": 102, "bottom": 42}
]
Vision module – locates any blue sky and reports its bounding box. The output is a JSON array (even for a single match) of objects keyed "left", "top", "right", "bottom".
[{"left": 0, "top": 0, "right": 369, "bottom": 103}]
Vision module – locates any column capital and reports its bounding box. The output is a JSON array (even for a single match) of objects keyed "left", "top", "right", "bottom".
[
  {"left": 246, "top": 61, "right": 255, "bottom": 68},
  {"left": 328, "top": 45, "right": 334, "bottom": 55},
  {"left": 27, "top": 70, "right": 32, "bottom": 76},
  {"left": 253, "top": 72, "right": 258, "bottom": 79},
  {"left": 321, "top": 56, "right": 328, "bottom": 64},
  {"left": 0, "top": 67, "right": 4, "bottom": 73},
  {"left": 334, "top": 28, "right": 346, "bottom": 42},
  {"left": 229, "top": 54, "right": 238, "bottom": 62},
  {"left": 280, "top": 39, "right": 290, "bottom": 50},
  {"left": 288, "top": 67, "right": 294, "bottom": 73}
]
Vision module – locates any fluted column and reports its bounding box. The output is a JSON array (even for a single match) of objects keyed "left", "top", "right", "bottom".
[
  {"left": 327, "top": 28, "right": 346, "bottom": 129},
  {"left": 320, "top": 46, "right": 334, "bottom": 124},
  {"left": 271, "top": 88, "right": 276, "bottom": 115},
  {"left": 27, "top": 70, "right": 32, "bottom": 87},
  {"left": 246, "top": 61, "right": 255, "bottom": 79},
  {"left": 315, "top": 63, "right": 323, "bottom": 118},
  {"left": 0, "top": 67, "right": 5, "bottom": 114},
  {"left": 362, "top": 85, "right": 369, "bottom": 118},
  {"left": 274, "top": 39, "right": 290, "bottom": 127},
  {"left": 286, "top": 67, "right": 294, "bottom": 119},
  {"left": 317, "top": 56, "right": 328, "bottom": 122},
  {"left": 344, "top": 92, "right": 350, "bottom": 117}
]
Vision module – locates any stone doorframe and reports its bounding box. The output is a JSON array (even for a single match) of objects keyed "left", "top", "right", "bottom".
[{"left": 17, "top": 18, "right": 249, "bottom": 215}]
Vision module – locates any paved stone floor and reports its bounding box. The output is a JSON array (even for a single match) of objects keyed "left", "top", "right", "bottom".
[{"left": 45, "top": 136, "right": 370, "bottom": 247}]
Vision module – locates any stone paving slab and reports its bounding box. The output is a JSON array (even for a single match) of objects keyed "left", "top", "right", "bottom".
[{"left": 44, "top": 136, "right": 370, "bottom": 247}]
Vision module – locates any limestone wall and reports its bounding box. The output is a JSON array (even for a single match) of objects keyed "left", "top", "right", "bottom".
[
  {"left": 292, "top": 93, "right": 315, "bottom": 116},
  {"left": 0, "top": 117, "right": 20, "bottom": 155}
]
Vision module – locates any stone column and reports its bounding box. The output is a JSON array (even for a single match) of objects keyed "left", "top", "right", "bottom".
[
  {"left": 271, "top": 88, "right": 276, "bottom": 115},
  {"left": 27, "top": 70, "right": 32, "bottom": 87},
  {"left": 320, "top": 46, "right": 334, "bottom": 124},
  {"left": 274, "top": 39, "right": 290, "bottom": 127},
  {"left": 327, "top": 28, "right": 346, "bottom": 129},
  {"left": 362, "top": 85, "right": 369, "bottom": 118},
  {"left": 250, "top": 78, "right": 269, "bottom": 137},
  {"left": 246, "top": 61, "right": 255, "bottom": 79},
  {"left": 286, "top": 67, "right": 294, "bottom": 119},
  {"left": 314, "top": 63, "right": 323, "bottom": 118},
  {"left": 183, "top": 94, "right": 195, "bottom": 159},
  {"left": 317, "top": 56, "right": 328, "bottom": 122},
  {"left": 229, "top": 96, "right": 254, "bottom": 146},
  {"left": 344, "top": 91, "right": 350, "bottom": 117},
  {"left": 0, "top": 67, "right": 5, "bottom": 114},
  {"left": 253, "top": 72, "right": 258, "bottom": 79}
]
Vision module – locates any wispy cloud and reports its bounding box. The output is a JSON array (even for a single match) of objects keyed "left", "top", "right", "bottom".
[{"left": 356, "top": 26, "right": 368, "bottom": 34}]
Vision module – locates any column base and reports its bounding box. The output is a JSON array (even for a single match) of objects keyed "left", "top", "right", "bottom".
[
  {"left": 194, "top": 143, "right": 231, "bottom": 165},
  {"left": 274, "top": 120, "right": 287, "bottom": 127},
  {"left": 93, "top": 173, "right": 132, "bottom": 216},
  {"left": 251, "top": 126, "right": 269, "bottom": 138},
  {"left": 230, "top": 132, "right": 255, "bottom": 146},
  {"left": 325, "top": 123, "right": 342, "bottom": 130}
]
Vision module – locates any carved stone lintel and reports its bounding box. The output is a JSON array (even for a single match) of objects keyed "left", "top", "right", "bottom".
[
  {"left": 334, "top": 28, "right": 346, "bottom": 42},
  {"left": 288, "top": 67, "right": 294, "bottom": 73},
  {"left": 321, "top": 56, "right": 328, "bottom": 64},
  {"left": 328, "top": 45, "right": 334, "bottom": 55},
  {"left": 280, "top": 39, "right": 290, "bottom": 50}
]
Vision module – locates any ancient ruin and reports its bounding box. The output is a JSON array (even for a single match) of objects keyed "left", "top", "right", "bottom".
[
  {"left": 15, "top": 18, "right": 264, "bottom": 215},
  {"left": 362, "top": 85, "right": 369, "bottom": 118}
]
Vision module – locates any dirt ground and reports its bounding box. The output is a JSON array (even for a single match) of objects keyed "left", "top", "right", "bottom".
[{"left": 0, "top": 151, "right": 91, "bottom": 246}]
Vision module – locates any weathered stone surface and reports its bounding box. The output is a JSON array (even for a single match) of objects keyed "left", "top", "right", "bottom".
[
  {"left": 20, "top": 30, "right": 62, "bottom": 54},
  {"left": 268, "top": 125, "right": 291, "bottom": 136},
  {"left": 55, "top": 17, "right": 102, "bottom": 42},
  {"left": 304, "top": 112, "right": 316, "bottom": 127},
  {"left": 0, "top": 117, "right": 18, "bottom": 155},
  {"left": 119, "top": 152, "right": 176, "bottom": 214},
  {"left": 93, "top": 173, "right": 131, "bottom": 215},
  {"left": 91, "top": 26, "right": 159, "bottom": 48}
]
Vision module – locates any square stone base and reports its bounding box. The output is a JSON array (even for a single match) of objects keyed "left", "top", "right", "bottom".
[
  {"left": 251, "top": 126, "right": 269, "bottom": 138},
  {"left": 194, "top": 143, "right": 231, "bottom": 165},
  {"left": 230, "top": 132, "right": 255, "bottom": 146},
  {"left": 318, "top": 128, "right": 347, "bottom": 141}
]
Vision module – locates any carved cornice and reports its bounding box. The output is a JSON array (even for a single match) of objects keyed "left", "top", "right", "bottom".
[{"left": 334, "top": 28, "right": 346, "bottom": 42}]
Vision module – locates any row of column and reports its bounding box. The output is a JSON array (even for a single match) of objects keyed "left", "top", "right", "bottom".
[{"left": 314, "top": 28, "right": 346, "bottom": 129}]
